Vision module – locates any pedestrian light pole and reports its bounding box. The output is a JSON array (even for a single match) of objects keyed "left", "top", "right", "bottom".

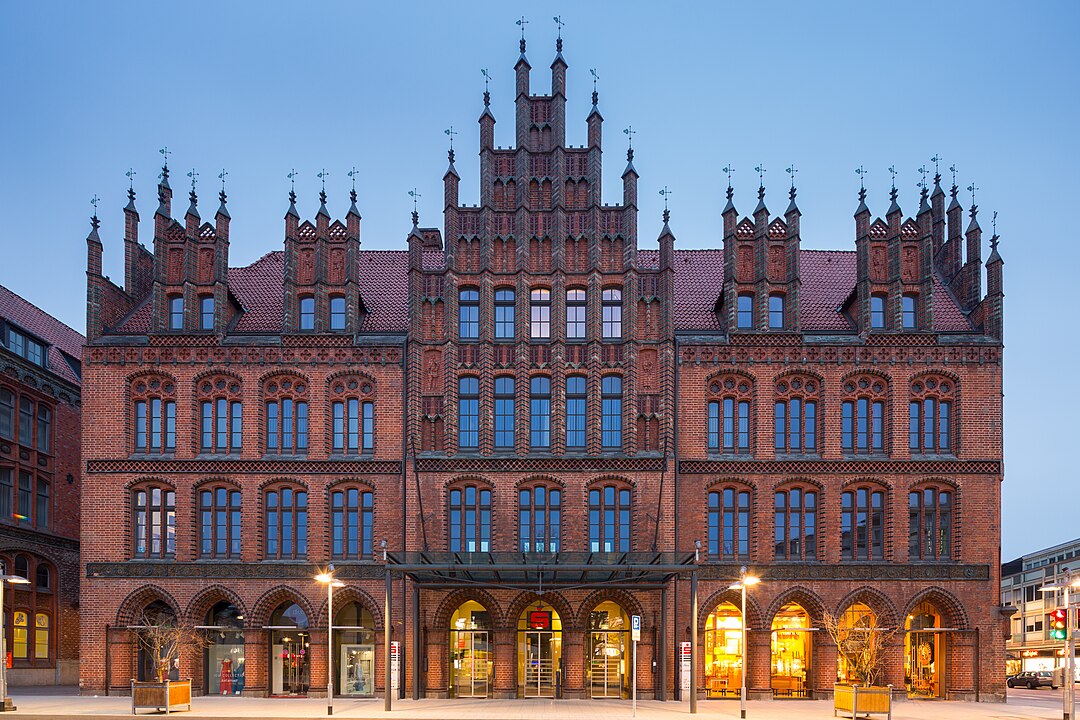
[
  {"left": 0, "top": 563, "right": 31, "bottom": 712},
  {"left": 728, "top": 566, "right": 760, "bottom": 720},
  {"left": 1041, "top": 571, "right": 1080, "bottom": 720},
  {"left": 315, "top": 564, "right": 346, "bottom": 716}
]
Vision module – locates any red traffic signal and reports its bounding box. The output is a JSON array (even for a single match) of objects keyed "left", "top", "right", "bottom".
[{"left": 1048, "top": 609, "right": 1067, "bottom": 640}]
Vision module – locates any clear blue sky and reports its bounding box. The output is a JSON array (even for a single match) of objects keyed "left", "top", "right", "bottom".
[{"left": 1, "top": 1, "right": 1076, "bottom": 560}]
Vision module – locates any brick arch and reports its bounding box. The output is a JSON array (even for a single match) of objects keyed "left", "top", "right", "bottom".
[
  {"left": 443, "top": 475, "right": 494, "bottom": 490},
  {"left": 704, "top": 368, "right": 756, "bottom": 386},
  {"left": 326, "top": 368, "right": 377, "bottom": 387},
  {"left": 431, "top": 588, "right": 504, "bottom": 630},
  {"left": 250, "top": 585, "right": 316, "bottom": 628},
  {"left": 257, "top": 368, "right": 310, "bottom": 387},
  {"left": 704, "top": 477, "right": 755, "bottom": 492},
  {"left": 772, "top": 476, "right": 824, "bottom": 491},
  {"left": 191, "top": 476, "right": 241, "bottom": 491},
  {"left": 698, "top": 587, "right": 764, "bottom": 631},
  {"left": 764, "top": 585, "right": 826, "bottom": 626},
  {"left": 514, "top": 474, "right": 565, "bottom": 489},
  {"left": 325, "top": 477, "right": 376, "bottom": 493},
  {"left": 901, "top": 586, "right": 970, "bottom": 630},
  {"left": 584, "top": 474, "right": 636, "bottom": 489},
  {"left": 185, "top": 584, "right": 248, "bottom": 626},
  {"left": 257, "top": 476, "right": 309, "bottom": 491},
  {"left": 116, "top": 585, "right": 182, "bottom": 626},
  {"left": 910, "top": 476, "right": 959, "bottom": 491},
  {"left": 840, "top": 476, "right": 893, "bottom": 490},
  {"left": 833, "top": 586, "right": 901, "bottom": 628},
  {"left": 838, "top": 368, "right": 891, "bottom": 386},
  {"left": 125, "top": 369, "right": 179, "bottom": 385},
  {"left": 312, "top": 586, "right": 383, "bottom": 629},
  {"left": 772, "top": 367, "right": 825, "bottom": 384},
  {"left": 124, "top": 476, "right": 176, "bottom": 490},
  {"left": 504, "top": 591, "right": 574, "bottom": 629},
  {"left": 909, "top": 368, "right": 961, "bottom": 385},
  {"left": 574, "top": 589, "right": 645, "bottom": 629},
  {"left": 191, "top": 368, "right": 244, "bottom": 386}
]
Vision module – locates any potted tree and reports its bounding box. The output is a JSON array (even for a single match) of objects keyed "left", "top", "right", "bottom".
[
  {"left": 130, "top": 608, "right": 204, "bottom": 714},
  {"left": 823, "top": 608, "right": 898, "bottom": 719}
]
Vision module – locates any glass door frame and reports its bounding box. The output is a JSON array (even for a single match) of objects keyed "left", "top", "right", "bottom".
[
  {"left": 450, "top": 629, "right": 491, "bottom": 698},
  {"left": 338, "top": 642, "right": 375, "bottom": 697},
  {"left": 519, "top": 629, "right": 558, "bottom": 698},
  {"left": 269, "top": 628, "right": 311, "bottom": 697},
  {"left": 588, "top": 629, "right": 626, "bottom": 699}
]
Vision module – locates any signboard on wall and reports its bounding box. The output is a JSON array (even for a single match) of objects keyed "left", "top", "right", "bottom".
[
  {"left": 631, "top": 615, "right": 641, "bottom": 642},
  {"left": 529, "top": 611, "right": 552, "bottom": 630},
  {"left": 390, "top": 641, "right": 401, "bottom": 692},
  {"left": 680, "top": 641, "right": 691, "bottom": 691}
]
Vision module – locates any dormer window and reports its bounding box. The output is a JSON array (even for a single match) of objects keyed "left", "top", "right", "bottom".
[
  {"left": 299, "top": 297, "right": 315, "bottom": 331},
  {"left": 769, "top": 294, "right": 785, "bottom": 329},
  {"left": 901, "top": 295, "right": 917, "bottom": 330},
  {"left": 870, "top": 295, "right": 886, "bottom": 329},
  {"left": 737, "top": 294, "right": 754, "bottom": 329},
  {"left": 3, "top": 327, "right": 45, "bottom": 367},
  {"left": 168, "top": 296, "right": 184, "bottom": 330}
]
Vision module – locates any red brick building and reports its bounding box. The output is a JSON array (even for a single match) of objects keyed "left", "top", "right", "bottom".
[
  {"left": 80, "top": 35, "right": 1007, "bottom": 703},
  {"left": 0, "top": 285, "right": 83, "bottom": 686}
]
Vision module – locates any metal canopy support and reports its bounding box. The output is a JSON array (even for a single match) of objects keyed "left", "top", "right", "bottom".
[
  {"left": 412, "top": 584, "right": 421, "bottom": 701},
  {"left": 384, "top": 569, "right": 392, "bottom": 712},
  {"left": 690, "top": 570, "right": 698, "bottom": 714},
  {"left": 658, "top": 585, "right": 668, "bottom": 701}
]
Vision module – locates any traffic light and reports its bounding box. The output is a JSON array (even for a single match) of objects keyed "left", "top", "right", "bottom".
[{"left": 1048, "top": 609, "right": 1067, "bottom": 640}]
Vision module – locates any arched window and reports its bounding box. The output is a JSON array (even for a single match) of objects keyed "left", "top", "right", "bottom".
[
  {"left": 299, "top": 296, "right": 315, "bottom": 331},
  {"left": 566, "top": 289, "right": 586, "bottom": 339},
  {"left": 909, "top": 486, "right": 953, "bottom": 561},
  {"left": 329, "top": 296, "right": 346, "bottom": 331},
  {"left": 708, "top": 487, "right": 750, "bottom": 560},
  {"left": 197, "top": 376, "right": 243, "bottom": 454},
  {"left": 168, "top": 295, "right": 184, "bottom": 330},
  {"left": 1, "top": 554, "right": 54, "bottom": 667},
  {"left": 131, "top": 375, "right": 177, "bottom": 453},
  {"left": 494, "top": 288, "right": 515, "bottom": 340},
  {"left": 589, "top": 483, "right": 631, "bottom": 552},
  {"left": 737, "top": 294, "right": 754, "bottom": 329},
  {"left": 449, "top": 484, "right": 491, "bottom": 552},
  {"left": 707, "top": 375, "right": 752, "bottom": 454},
  {"left": 331, "top": 487, "right": 373, "bottom": 560},
  {"left": 330, "top": 376, "right": 375, "bottom": 455},
  {"left": 36, "top": 404, "right": 50, "bottom": 453},
  {"left": 601, "top": 288, "right": 622, "bottom": 339},
  {"left": 901, "top": 294, "right": 918, "bottom": 330},
  {"left": 458, "top": 377, "right": 479, "bottom": 450},
  {"left": 198, "top": 486, "right": 241, "bottom": 559},
  {"left": 769, "top": 294, "right": 785, "bottom": 329},
  {"left": 264, "top": 376, "right": 309, "bottom": 454},
  {"left": 519, "top": 484, "right": 560, "bottom": 552},
  {"left": 0, "top": 387, "right": 13, "bottom": 440},
  {"left": 774, "top": 486, "right": 817, "bottom": 561},
  {"left": 199, "top": 295, "right": 215, "bottom": 331},
  {"left": 775, "top": 375, "right": 820, "bottom": 454},
  {"left": 601, "top": 376, "right": 623, "bottom": 449},
  {"left": 565, "top": 376, "right": 587, "bottom": 449},
  {"left": 132, "top": 484, "right": 175, "bottom": 559},
  {"left": 35, "top": 477, "right": 49, "bottom": 529},
  {"left": 529, "top": 376, "right": 551, "bottom": 450},
  {"left": 909, "top": 375, "right": 955, "bottom": 455},
  {"left": 870, "top": 294, "right": 886, "bottom": 329},
  {"left": 458, "top": 288, "right": 479, "bottom": 340},
  {"left": 841, "top": 374, "right": 888, "bottom": 454},
  {"left": 264, "top": 485, "right": 308, "bottom": 559},
  {"left": 494, "top": 376, "right": 515, "bottom": 449},
  {"left": 841, "top": 484, "right": 885, "bottom": 560},
  {"left": 530, "top": 289, "right": 551, "bottom": 339}
]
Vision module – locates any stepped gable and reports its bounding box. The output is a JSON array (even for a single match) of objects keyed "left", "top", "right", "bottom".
[{"left": 0, "top": 284, "right": 85, "bottom": 384}]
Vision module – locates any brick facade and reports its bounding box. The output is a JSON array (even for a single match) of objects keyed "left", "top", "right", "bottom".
[{"left": 79, "top": 35, "right": 1006, "bottom": 703}]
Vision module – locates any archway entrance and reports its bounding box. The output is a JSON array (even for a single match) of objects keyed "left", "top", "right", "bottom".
[
  {"left": 135, "top": 600, "right": 180, "bottom": 682},
  {"left": 905, "top": 602, "right": 944, "bottom": 698},
  {"left": 268, "top": 602, "right": 309, "bottom": 696},
  {"left": 449, "top": 600, "right": 492, "bottom": 698},
  {"left": 587, "top": 600, "right": 628, "bottom": 698},
  {"left": 705, "top": 601, "right": 742, "bottom": 698},
  {"left": 517, "top": 600, "right": 562, "bottom": 698},
  {"left": 204, "top": 601, "right": 245, "bottom": 695},
  {"left": 770, "top": 603, "right": 811, "bottom": 698},
  {"left": 836, "top": 603, "right": 874, "bottom": 684},
  {"left": 335, "top": 603, "right": 375, "bottom": 697}
]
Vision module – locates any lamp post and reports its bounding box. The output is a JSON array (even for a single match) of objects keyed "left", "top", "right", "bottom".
[
  {"left": 1041, "top": 571, "right": 1080, "bottom": 720},
  {"left": 0, "top": 562, "right": 31, "bottom": 712},
  {"left": 729, "top": 566, "right": 760, "bottom": 720},
  {"left": 315, "top": 565, "right": 345, "bottom": 716}
]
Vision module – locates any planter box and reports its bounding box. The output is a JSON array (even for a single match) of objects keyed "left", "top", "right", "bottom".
[
  {"left": 131, "top": 679, "right": 192, "bottom": 715},
  {"left": 833, "top": 683, "right": 892, "bottom": 719}
]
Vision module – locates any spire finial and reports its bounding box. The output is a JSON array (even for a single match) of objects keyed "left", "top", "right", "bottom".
[
  {"left": 444, "top": 125, "right": 458, "bottom": 151},
  {"left": 158, "top": 146, "right": 171, "bottom": 176},
  {"left": 967, "top": 183, "right": 979, "bottom": 217},
  {"left": 287, "top": 168, "right": 299, "bottom": 192},
  {"left": 888, "top": 165, "right": 897, "bottom": 191},
  {"left": 785, "top": 164, "right": 797, "bottom": 189},
  {"left": 90, "top": 194, "right": 100, "bottom": 221},
  {"left": 623, "top": 125, "right": 636, "bottom": 150},
  {"left": 553, "top": 15, "right": 564, "bottom": 51},
  {"left": 855, "top": 165, "right": 868, "bottom": 190},
  {"left": 949, "top": 164, "right": 958, "bottom": 191},
  {"left": 187, "top": 168, "right": 199, "bottom": 208},
  {"left": 516, "top": 15, "right": 528, "bottom": 52},
  {"left": 992, "top": 210, "right": 998, "bottom": 236},
  {"left": 917, "top": 165, "right": 928, "bottom": 190},
  {"left": 931, "top": 154, "right": 941, "bottom": 181},
  {"left": 408, "top": 188, "right": 421, "bottom": 224},
  {"left": 317, "top": 168, "right": 330, "bottom": 206},
  {"left": 722, "top": 164, "right": 734, "bottom": 191},
  {"left": 754, "top": 164, "right": 766, "bottom": 188},
  {"left": 590, "top": 68, "right": 600, "bottom": 106},
  {"left": 218, "top": 168, "right": 228, "bottom": 193},
  {"left": 917, "top": 166, "right": 929, "bottom": 205},
  {"left": 347, "top": 166, "right": 359, "bottom": 205},
  {"left": 126, "top": 167, "right": 137, "bottom": 191},
  {"left": 658, "top": 186, "right": 672, "bottom": 211}
]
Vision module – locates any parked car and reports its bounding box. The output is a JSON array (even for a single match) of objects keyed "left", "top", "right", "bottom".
[{"left": 1007, "top": 671, "right": 1058, "bottom": 689}]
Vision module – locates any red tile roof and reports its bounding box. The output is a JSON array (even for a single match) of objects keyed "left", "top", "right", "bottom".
[
  {"left": 0, "top": 284, "right": 85, "bottom": 385},
  {"left": 110, "top": 248, "right": 974, "bottom": 337}
]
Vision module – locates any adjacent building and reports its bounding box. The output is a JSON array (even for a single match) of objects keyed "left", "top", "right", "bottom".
[
  {"left": 79, "top": 35, "right": 1008, "bottom": 702},
  {"left": 0, "top": 285, "right": 83, "bottom": 686}
]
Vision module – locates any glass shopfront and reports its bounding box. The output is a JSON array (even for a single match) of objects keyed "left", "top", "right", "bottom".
[
  {"left": 269, "top": 602, "right": 310, "bottom": 696},
  {"left": 588, "top": 601, "right": 628, "bottom": 699},
  {"left": 705, "top": 602, "right": 742, "bottom": 698},
  {"left": 450, "top": 600, "right": 492, "bottom": 698},
  {"left": 770, "top": 603, "right": 811, "bottom": 698},
  {"left": 335, "top": 603, "right": 375, "bottom": 697},
  {"left": 204, "top": 601, "right": 245, "bottom": 695},
  {"left": 905, "top": 602, "right": 943, "bottom": 698},
  {"left": 517, "top": 601, "right": 562, "bottom": 698},
  {"left": 836, "top": 603, "right": 874, "bottom": 684}
]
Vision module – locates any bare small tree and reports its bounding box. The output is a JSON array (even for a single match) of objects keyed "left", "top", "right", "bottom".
[
  {"left": 133, "top": 607, "right": 209, "bottom": 683},
  {"left": 822, "top": 608, "right": 899, "bottom": 687}
]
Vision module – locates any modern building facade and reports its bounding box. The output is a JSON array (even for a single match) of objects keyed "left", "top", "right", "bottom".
[
  {"left": 1002, "top": 538, "right": 1080, "bottom": 677},
  {"left": 0, "top": 285, "right": 83, "bottom": 686},
  {"left": 80, "top": 35, "right": 1008, "bottom": 702}
]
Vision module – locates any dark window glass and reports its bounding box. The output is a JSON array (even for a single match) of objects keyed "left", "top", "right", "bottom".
[
  {"left": 601, "top": 375, "right": 622, "bottom": 449},
  {"left": 841, "top": 488, "right": 884, "bottom": 560},
  {"left": 332, "top": 399, "right": 373, "bottom": 454},
  {"left": 331, "top": 489, "right": 373, "bottom": 559},
  {"left": 458, "top": 289, "right": 479, "bottom": 339},
  {"left": 602, "top": 288, "right": 622, "bottom": 338},
  {"left": 870, "top": 295, "right": 886, "bottom": 329},
  {"left": 566, "top": 289, "right": 586, "bottom": 339},
  {"left": 707, "top": 401, "right": 720, "bottom": 450},
  {"left": 530, "top": 289, "right": 551, "bottom": 339},
  {"left": 909, "top": 488, "right": 952, "bottom": 560},
  {"left": 775, "top": 399, "right": 816, "bottom": 453},
  {"left": 35, "top": 478, "right": 49, "bottom": 529},
  {"left": 19, "top": 397, "right": 32, "bottom": 445},
  {"left": 133, "top": 487, "right": 175, "bottom": 558},
  {"left": 458, "top": 377, "right": 479, "bottom": 449},
  {"left": 135, "top": 398, "right": 175, "bottom": 452},
  {"left": 329, "top": 296, "right": 346, "bottom": 330},
  {"left": 201, "top": 399, "right": 241, "bottom": 453},
  {"left": 911, "top": 398, "right": 951, "bottom": 453},
  {"left": 200, "top": 296, "right": 214, "bottom": 330},
  {"left": 36, "top": 405, "right": 51, "bottom": 453},
  {"left": 449, "top": 486, "right": 491, "bottom": 552},
  {"left": 265, "top": 399, "right": 307, "bottom": 453},
  {"left": 566, "top": 376, "right": 586, "bottom": 449},
  {"left": 199, "top": 488, "right": 241, "bottom": 558},
  {"left": 0, "top": 468, "right": 11, "bottom": 520},
  {"left": 901, "top": 295, "right": 917, "bottom": 329},
  {"left": 299, "top": 296, "right": 315, "bottom": 331},
  {"left": 715, "top": 398, "right": 750, "bottom": 453},
  {"left": 4, "top": 330, "right": 45, "bottom": 367},
  {"left": 0, "top": 388, "right": 13, "bottom": 440},
  {"left": 842, "top": 399, "right": 883, "bottom": 453},
  {"left": 494, "top": 376, "right": 515, "bottom": 449},
  {"left": 708, "top": 489, "right": 750, "bottom": 559},
  {"left": 519, "top": 486, "right": 561, "bottom": 552},
  {"left": 737, "top": 294, "right": 754, "bottom": 329},
  {"left": 529, "top": 376, "right": 551, "bottom": 449},
  {"left": 774, "top": 489, "right": 816, "bottom": 560},
  {"left": 265, "top": 488, "right": 307, "bottom": 559},
  {"left": 589, "top": 485, "right": 630, "bottom": 552},
  {"left": 168, "top": 296, "right": 184, "bottom": 330},
  {"left": 769, "top": 294, "right": 784, "bottom": 329},
  {"left": 494, "top": 288, "right": 515, "bottom": 339}
]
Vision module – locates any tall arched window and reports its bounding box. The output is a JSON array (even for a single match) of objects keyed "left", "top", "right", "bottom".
[
  {"left": 841, "top": 484, "right": 885, "bottom": 560},
  {"left": 775, "top": 375, "right": 820, "bottom": 454},
  {"left": 197, "top": 376, "right": 243, "bottom": 454},
  {"left": 264, "top": 376, "right": 309, "bottom": 454},
  {"left": 909, "top": 486, "right": 953, "bottom": 561},
  {"left": 565, "top": 376, "right": 587, "bottom": 449},
  {"left": 198, "top": 486, "right": 241, "bottom": 559},
  {"left": 566, "top": 289, "right": 586, "bottom": 339},
  {"left": 708, "top": 487, "right": 750, "bottom": 560},
  {"left": 458, "top": 377, "right": 479, "bottom": 449},
  {"left": 707, "top": 375, "right": 752, "bottom": 454},
  {"left": 519, "top": 484, "right": 560, "bottom": 552},
  {"left": 737, "top": 294, "right": 754, "bottom": 329},
  {"left": 329, "top": 296, "right": 347, "bottom": 331},
  {"left": 132, "top": 484, "right": 175, "bottom": 559},
  {"left": 589, "top": 483, "right": 631, "bottom": 552},
  {"left": 870, "top": 294, "right": 887, "bottom": 329},
  {"left": 168, "top": 295, "right": 184, "bottom": 330},
  {"left": 841, "top": 374, "right": 888, "bottom": 454},
  {"left": 601, "top": 288, "right": 622, "bottom": 338},
  {"left": 199, "top": 295, "right": 215, "bottom": 330},
  {"left": 774, "top": 486, "right": 817, "bottom": 561},
  {"left": 901, "top": 294, "right": 918, "bottom": 329},
  {"left": 331, "top": 486, "right": 373, "bottom": 560},
  {"left": 494, "top": 288, "right": 515, "bottom": 340},
  {"left": 458, "top": 288, "right": 479, "bottom": 340},
  {"left": 529, "top": 377, "right": 551, "bottom": 450},
  {"left": 494, "top": 376, "right": 515, "bottom": 449},
  {"left": 530, "top": 289, "right": 551, "bottom": 339},
  {"left": 0, "top": 387, "right": 13, "bottom": 440},
  {"left": 601, "top": 376, "right": 623, "bottom": 449},
  {"left": 330, "top": 376, "right": 375, "bottom": 455},
  {"left": 264, "top": 485, "right": 308, "bottom": 559},
  {"left": 768, "top": 294, "right": 785, "bottom": 329},
  {"left": 1, "top": 554, "right": 54, "bottom": 667},
  {"left": 449, "top": 484, "right": 491, "bottom": 552},
  {"left": 299, "top": 296, "right": 315, "bottom": 331},
  {"left": 131, "top": 375, "right": 177, "bottom": 454},
  {"left": 909, "top": 375, "right": 955, "bottom": 454}
]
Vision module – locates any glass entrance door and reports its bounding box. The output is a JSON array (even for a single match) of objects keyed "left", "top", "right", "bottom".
[
  {"left": 589, "top": 631, "right": 625, "bottom": 698},
  {"left": 340, "top": 644, "right": 374, "bottom": 697},
  {"left": 451, "top": 630, "right": 490, "bottom": 697},
  {"left": 521, "top": 631, "right": 556, "bottom": 697},
  {"left": 271, "top": 632, "right": 310, "bottom": 696}
]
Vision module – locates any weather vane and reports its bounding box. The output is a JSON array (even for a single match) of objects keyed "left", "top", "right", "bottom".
[
  {"left": 888, "top": 165, "right": 897, "bottom": 190},
  {"left": 90, "top": 195, "right": 99, "bottom": 217},
  {"left": 553, "top": 15, "right": 564, "bottom": 39},
  {"left": 658, "top": 186, "right": 673, "bottom": 210},
  {"left": 855, "top": 165, "right": 868, "bottom": 190},
  {"left": 481, "top": 68, "right": 490, "bottom": 92},
  {"left": 949, "top": 164, "right": 957, "bottom": 187},
  {"left": 287, "top": 169, "right": 299, "bottom": 192},
  {"left": 931, "top": 155, "right": 941, "bottom": 177},
  {"left": 590, "top": 68, "right": 599, "bottom": 92},
  {"left": 516, "top": 15, "right": 528, "bottom": 40},
  {"left": 754, "top": 164, "right": 766, "bottom": 186},
  {"left": 967, "top": 183, "right": 979, "bottom": 206},
  {"left": 623, "top": 126, "right": 636, "bottom": 149},
  {"left": 159, "top": 146, "right": 171, "bottom": 166},
  {"left": 317, "top": 168, "right": 330, "bottom": 192},
  {"left": 347, "top": 166, "right": 358, "bottom": 191},
  {"left": 917, "top": 166, "right": 928, "bottom": 190},
  {"left": 126, "top": 168, "right": 137, "bottom": 190},
  {"left": 992, "top": 210, "right": 998, "bottom": 235},
  {"left": 408, "top": 188, "right": 421, "bottom": 213},
  {"left": 722, "top": 165, "right": 735, "bottom": 188},
  {"left": 444, "top": 126, "right": 458, "bottom": 150},
  {"left": 786, "top": 164, "right": 798, "bottom": 188},
  {"left": 218, "top": 168, "right": 228, "bottom": 192},
  {"left": 187, "top": 168, "right": 199, "bottom": 193}
]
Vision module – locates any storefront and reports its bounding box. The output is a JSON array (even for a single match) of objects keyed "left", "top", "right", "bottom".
[
  {"left": 904, "top": 601, "right": 944, "bottom": 699},
  {"left": 836, "top": 602, "right": 875, "bottom": 684},
  {"left": 334, "top": 603, "right": 375, "bottom": 697},
  {"left": 588, "top": 601, "right": 628, "bottom": 698},
  {"left": 517, "top": 600, "right": 562, "bottom": 697},
  {"left": 449, "top": 600, "right": 492, "bottom": 698},
  {"left": 704, "top": 602, "right": 742, "bottom": 698},
  {"left": 203, "top": 601, "right": 245, "bottom": 695},
  {"left": 267, "top": 602, "right": 310, "bottom": 696},
  {"left": 771, "top": 603, "right": 811, "bottom": 698}
]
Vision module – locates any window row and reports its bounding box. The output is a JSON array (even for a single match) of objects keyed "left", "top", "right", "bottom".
[
  {"left": 459, "top": 287, "right": 622, "bottom": 341},
  {"left": 167, "top": 295, "right": 352, "bottom": 332},
  {"left": 1, "top": 554, "right": 54, "bottom": 666},
  {"left": 0, "top": 387, "right": 51, "bottom": 452},
  {"left": 458, "top": 375, "right": 622, "bottom": 451},
  {"left": 2, "top": 325, "right": 46, "bottom": 367},
  {"left": 0, "top": 468, "right": 51, "bottom": 529},
  {"left": 733, "top": 293, "right": 921, "bottom": 330}
]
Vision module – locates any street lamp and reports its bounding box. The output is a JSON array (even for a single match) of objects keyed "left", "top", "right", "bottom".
[
  {"left": 315, "top": 564, "right": 346, "bottom": 716},
  {"left": 0, "top": 563, "right": 31, "bottom": 712},
  {"left": 729, "top": 566, "right": 760, "bottom": 720},
  {"left": 1041, "top": 572, "right": 1080, "bottom": 720}
]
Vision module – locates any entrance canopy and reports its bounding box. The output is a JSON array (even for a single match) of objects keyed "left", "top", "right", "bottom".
[{"left": 387, "top": 551, "right": 696, "bottom": 590}]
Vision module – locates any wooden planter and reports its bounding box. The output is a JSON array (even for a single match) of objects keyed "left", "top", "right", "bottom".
[
  {"left": 131, "top": 679, "right": 192, "bottom": 715},
  {"left": 833, "top": 683, "right": 892, "bottom": 719}
]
